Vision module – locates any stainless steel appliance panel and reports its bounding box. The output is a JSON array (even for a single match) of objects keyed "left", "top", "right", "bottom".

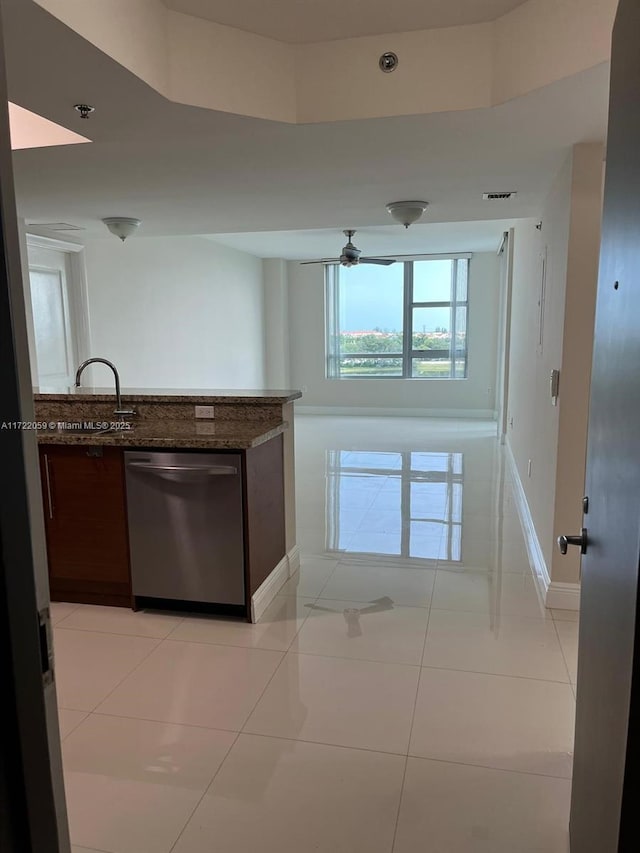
[{"left": 125, "top": 450, "right": 245, "bottom": 605}]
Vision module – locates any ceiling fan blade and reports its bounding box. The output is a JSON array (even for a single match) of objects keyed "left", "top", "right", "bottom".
[
  {"left": 360, "top": 258, "right": 396, "bottom": 266},
  {"left": 300, "top": 258, "right": 341, "bottom": 265}
]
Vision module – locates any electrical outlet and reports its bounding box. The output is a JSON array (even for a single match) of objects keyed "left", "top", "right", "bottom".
[
  {"left": 527, "top": 459, "right": 533, "bottom": 478},
  {"left": 195, "top": 405, "right": 215, "bottom": 419}
]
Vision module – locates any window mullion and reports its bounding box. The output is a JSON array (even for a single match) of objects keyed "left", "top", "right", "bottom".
[
  {"left": 450, "top": 260, "right": 457, "bottom": 379},
  {"left": 403, "top": 261, "right": 413, "bottom": 378}
]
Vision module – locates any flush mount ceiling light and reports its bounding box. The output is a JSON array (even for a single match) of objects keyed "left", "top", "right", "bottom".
[
  {"left": 386, "top": 200, "right": 429, "bottom": 229},
  {"left": 102, "top": 217, "right": 141, "bottom": 242}
]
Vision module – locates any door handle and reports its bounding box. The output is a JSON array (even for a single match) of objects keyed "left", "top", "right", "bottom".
[
  {"left": 557, "top": 528, "right": 588, "bottom": 555},
  {"left": 127, "top": 462, "right": 237, "bottom": 475}
]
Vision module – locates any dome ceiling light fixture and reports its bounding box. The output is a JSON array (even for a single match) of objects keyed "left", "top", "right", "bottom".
[
  {"left": 386, "top": 200, "right": 429, "bottom": 229},
  {"left": 102, "top": 217, "right": 141, "bottom": 242}
]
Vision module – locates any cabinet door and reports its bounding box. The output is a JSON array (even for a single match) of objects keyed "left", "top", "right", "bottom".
[{"left": 40, "top": 445, "right": 131, "bottom": 606}]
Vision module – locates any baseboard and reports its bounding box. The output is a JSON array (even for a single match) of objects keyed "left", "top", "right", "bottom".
[
  {"left": 295, "top": 405, "right": 497, "bottom": 419},
  {"left": 505, "top": 442, "right": 580, "bottom": 612},
  {"left": 505, "top": 441, "right": 551, "bottom": 602},
  {"left": 546, "top": 581, "right": 581, "bottom": 610},
  {"left": 250, "top": 555, "right": 289, "bottom": 623},
  {"left": 287, "top": 544, "right": 301, "bottom": 575},
  {"left": 250, "top": 545, "right": 301, "bottom": 623}
]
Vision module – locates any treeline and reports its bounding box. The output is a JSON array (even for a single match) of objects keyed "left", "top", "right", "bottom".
[{"left": 340, "top": 331, "right": 461, "bottom": 353}]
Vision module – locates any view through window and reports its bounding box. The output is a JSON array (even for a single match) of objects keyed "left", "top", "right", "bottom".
[{"left": 326, "top": 257, "right": 469, "bottom": 379}]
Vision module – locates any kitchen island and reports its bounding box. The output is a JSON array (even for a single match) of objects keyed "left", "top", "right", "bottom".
[{"left": 34, "top": 388, "right": 302, "bottom": 622}]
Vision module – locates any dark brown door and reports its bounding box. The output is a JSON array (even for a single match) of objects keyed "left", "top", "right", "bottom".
[
  {"left": 569, "top": 1, "right": 640, "bottom": 849},
  {"left": 0, "top": 2, "right": 69, "bottom": 847},
  {"left": 40, "top": 445, "right": 132, "bottom": 607}
]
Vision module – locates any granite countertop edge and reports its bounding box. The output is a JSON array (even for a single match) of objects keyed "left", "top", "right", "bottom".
[
  {"left": 33, "top": 389, "right": 303, "bottom": 404},
  {"left": 36, "top": 420, "right": 287, "bottom": 450}
]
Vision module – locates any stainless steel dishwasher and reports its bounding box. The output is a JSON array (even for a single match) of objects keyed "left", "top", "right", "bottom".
[{"left": 124, "top": 451, "right": 245, "bottom": 608}]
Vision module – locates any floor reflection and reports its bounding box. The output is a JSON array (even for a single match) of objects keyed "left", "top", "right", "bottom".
[
  {"left": 326, "top": 450, "right": 463, "bottom": 561},
  {"left": 305, "top": 596, "right": 395, "bottom": 637}
]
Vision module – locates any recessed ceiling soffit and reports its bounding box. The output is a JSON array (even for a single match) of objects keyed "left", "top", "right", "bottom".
[{"left": 34, "top": 0, "right": 616, "bottom": 124}]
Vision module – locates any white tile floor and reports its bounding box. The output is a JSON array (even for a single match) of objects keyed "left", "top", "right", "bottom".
[{"left": 53, "top": 416, "right": 578, "bottom": 852}]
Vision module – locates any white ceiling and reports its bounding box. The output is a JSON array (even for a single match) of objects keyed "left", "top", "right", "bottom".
[
  {"left": 210, "top": 220, "right": 517, "bottom": 260},
  {"left": 15, "top": 61, "right": 608, "bottom": 240},
  {"left": 5, "top": 0, "right": 609, "bottom": 251},
  {"left": 164, "top": 0, "right": 529, "bottom": 43}
]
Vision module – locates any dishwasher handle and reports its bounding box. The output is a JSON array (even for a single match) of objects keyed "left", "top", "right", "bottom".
[{"left": 127, "top": 461, "right": 238, "bottom": 476}]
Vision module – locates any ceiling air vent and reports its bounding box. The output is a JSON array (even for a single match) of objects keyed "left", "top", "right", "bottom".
[
  {"left": 482, "top": 191, "right": 517, "bottom": 201},
  {"left": 30, "top": 222, "right": 85, "bottom": 231}
]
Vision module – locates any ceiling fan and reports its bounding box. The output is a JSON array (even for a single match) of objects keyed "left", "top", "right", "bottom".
[{"left": 301, "top": 230, "right": 396, "bottom": 267}]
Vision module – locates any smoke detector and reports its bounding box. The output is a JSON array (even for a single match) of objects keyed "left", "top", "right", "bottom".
[{"left": 482, "top": 191, "right": 517, "bottom": 200}]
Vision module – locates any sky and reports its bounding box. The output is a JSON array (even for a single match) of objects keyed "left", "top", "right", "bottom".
[{"left": 339, "top": 260, "right": 453, "bottom": 332}]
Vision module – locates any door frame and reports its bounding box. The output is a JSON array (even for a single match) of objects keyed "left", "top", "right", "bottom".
[{"left": 496, "top": 227, "right": 514, "bottom": 442}]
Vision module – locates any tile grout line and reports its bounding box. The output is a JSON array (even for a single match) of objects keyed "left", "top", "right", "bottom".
[
  {"left": 166, "top": 727, "right": 574, "bottom": 781},
  {"left": 166, "top": 728, "right": 243, "bottom": 853},
  {"left": 85, "top": 630, "right": 174, "bottom": 714},
  {"left": 55, "top": 621, "right": 186, "bottom": 642},
  {"left": 67, "top": 597, "right": 418, "bottom": 731},
  {"left": 166, "top": 610, "right": 314, "bottom": 853},
  {"left": 60, "top": 634, "right": 176, "bottom": 848},
  {"left": 58, "top": 709, "right": 88, "bottom": 742},
  {"left": 390, "top": 584, "right": 435, "bottom": 852},
  {"left": 56, "top": 632, "right": 166, "bottom": 723},
  {"left": 283, "top": 649, "right": 572, "bottom": 684},
  {"left": 401, "top": 751, "right": 575, "bottom": 782},
  {"left": 551, "top": 615, "right": 578, "bottom": 700}
]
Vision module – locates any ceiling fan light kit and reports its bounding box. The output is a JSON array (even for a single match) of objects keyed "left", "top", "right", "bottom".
[
  {"left": 102, "top": 217, "right": 141, "bottom": 242},
  {"left": 386, "top": 200, "right": 429, "bottom": 228}
]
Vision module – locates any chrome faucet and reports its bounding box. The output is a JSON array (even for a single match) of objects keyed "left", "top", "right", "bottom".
[{"left": 74, "top": 358, "right": 136, "bottom": 419}]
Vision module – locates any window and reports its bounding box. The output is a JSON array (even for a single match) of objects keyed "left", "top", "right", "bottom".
[
  {"left": 326, "top": 257, "right": 470, "bottom": 379},
  {"left": 26, "top": 236, "right": 90, "bottom": 388}
]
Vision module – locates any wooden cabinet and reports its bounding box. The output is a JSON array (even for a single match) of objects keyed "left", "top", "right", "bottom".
[
  {"left": 39, "top": 445, "right": 132, "bottom": 607},
  {"left": 243, "top": 434, "right": 286, "bottom": 600}
]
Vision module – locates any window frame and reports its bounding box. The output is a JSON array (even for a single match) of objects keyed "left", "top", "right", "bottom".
[{"left": 326, "top": 255, "right": 471, "bottom": 380}]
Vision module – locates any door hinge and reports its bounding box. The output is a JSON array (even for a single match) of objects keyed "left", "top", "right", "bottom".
[
  {"left": 582, "top": 495, "right": 589, "bottom": 514},
  {"left": 38, "top": 607, "right": 54, "bottom": 687}
]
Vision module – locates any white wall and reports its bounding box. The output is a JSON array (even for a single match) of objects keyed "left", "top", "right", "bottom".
[
  {"left": 263, "top": 258, "right": 290, "bottom": 388},
  {"left": 506, "top": 143, "right": 604, "bottom": 588},
  {"left": 288, "top": 253, "right": 500, "bottom": 415},
  {"left": 82, "top": 235, "right": 265, "bottom": 389},
  {"left": 552, "top": 144, "right": 604, "bottom": 584}
]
